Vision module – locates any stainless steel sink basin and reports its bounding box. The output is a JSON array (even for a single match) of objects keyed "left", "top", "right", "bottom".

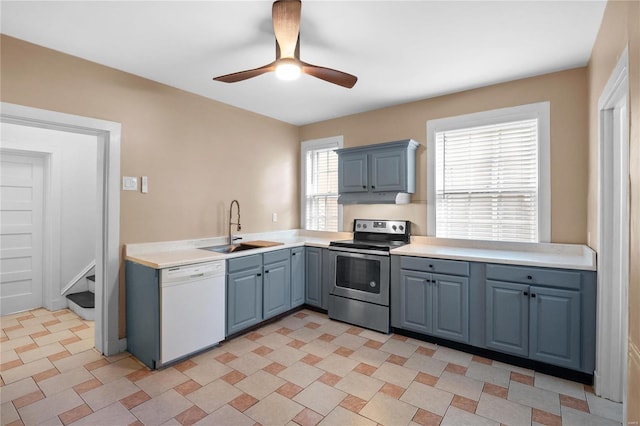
[{"left": 200, "top": 244, "right": 257, "bottom": 254}]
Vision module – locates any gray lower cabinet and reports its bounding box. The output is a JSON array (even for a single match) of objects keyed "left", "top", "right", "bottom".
[
  {"left": 305, "top": 247, "right": 323, "bottom": 307},
  {"left": 398, "top": 257, "right": 470, "bottom": 343},
  {"left": 291, "top": 247, "right": 305, "bottom": 308},
  {"left": 263, "top": 250, "right": 291, "bottom": 320},
  {"left": 227, "top": 255, "right": 263, "bottom": 336}
]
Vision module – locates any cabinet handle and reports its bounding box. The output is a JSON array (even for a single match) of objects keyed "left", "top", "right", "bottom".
[
  {"left": 257, "top": 273, "right": 262, "bottom": 277},
  {"left": 371, "top": 185, "right": 376, "bottom": 189},
  {"left": 265, "top": 270, "right": 270, "bottom": 274},
  {"left": 523, "top": 291, "right": 529, "bottom": 296},
  {"left": 292, "top": 253, "right": 296, "bottom": 256},
  {"left": 362, "top": 185, "right": 366, "bottom": 189},
  {"left": 531, "top": 293, "right": 536, "bottom": 298},
  {"left": 429, "top": 264, "right": 434, "bottom": 268},
  {"left": 527, "top": 275, "right": 533, "bottom": 280}
]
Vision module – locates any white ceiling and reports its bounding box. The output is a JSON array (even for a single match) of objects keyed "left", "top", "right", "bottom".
[{"left": 1, "top": 1, "right": 606, "bottom": 126}]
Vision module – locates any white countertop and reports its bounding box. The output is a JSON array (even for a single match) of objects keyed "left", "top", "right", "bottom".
[{"left": 125, "top": 230, "right": 596, "bottom": 271}]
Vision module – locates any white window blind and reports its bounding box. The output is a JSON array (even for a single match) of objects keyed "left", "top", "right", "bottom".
[
  {"left": 302, "top": 138, "right": 342, "bottom": 231},
  {"left": 435, "top": 119, "right": 539, "bottom": 242}
]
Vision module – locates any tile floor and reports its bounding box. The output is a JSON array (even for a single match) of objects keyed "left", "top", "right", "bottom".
[{"left": 0, "top": 308, "right": 624, "bottom": 426}]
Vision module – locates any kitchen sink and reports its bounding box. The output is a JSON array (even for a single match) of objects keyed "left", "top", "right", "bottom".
[{"left": 200, "top": 244, "right": 257, "bottom": 254}]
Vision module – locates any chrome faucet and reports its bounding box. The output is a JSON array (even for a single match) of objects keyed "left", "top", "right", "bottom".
[{"left": 229, "top": 200, "right": 242, "bottom": 245}]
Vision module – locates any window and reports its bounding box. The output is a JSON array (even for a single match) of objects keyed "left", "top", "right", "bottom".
[
  {"left": 427, "top": 102, "right": 550, "bottom": 243},
  {"left": 301, "top": 136, "right": 343, "bottom": 231}
]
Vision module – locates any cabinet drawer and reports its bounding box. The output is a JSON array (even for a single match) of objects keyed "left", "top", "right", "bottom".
[
  {"left": 400, "top": 256, "right": 469, "bottom": 276},
  {"left": 228, "top": 254, "right": 262, "bottom": 273},
  {"left": 486, "top": 264, "right": 581, "bottom": 290},
  {"left": 263, "top": 249, "right": 289, "bottom": 264}
]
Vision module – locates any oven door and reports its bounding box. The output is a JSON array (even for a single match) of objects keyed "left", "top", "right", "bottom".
[{"left": 329, "top": 248, "right": 390, "bottom": 306}]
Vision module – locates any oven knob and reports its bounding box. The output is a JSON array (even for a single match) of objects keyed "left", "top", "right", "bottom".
[
  {"left": 399, "top": 225, "right": 404, "bottom": 231},
  {"left": 392, "top": 225, "right": 397, "bottom": 231},
  {"left": 370, "top": 281, "right": 377, "bottom": 288},
  {"left": 357, "top": 224, "right": 361, "bottom": 229},
  {"left": 363, "top": 224, "right": 367, "bottom": 229}
]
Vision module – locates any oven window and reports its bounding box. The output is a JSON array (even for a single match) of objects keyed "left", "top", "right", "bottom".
[{"left": 336, "top": 256, "right": 381, "bottom": 294}]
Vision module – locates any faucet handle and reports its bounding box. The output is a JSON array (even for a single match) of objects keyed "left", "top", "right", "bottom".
[{"left": 232, "top": 236, "right": 243, "bottom": 243}]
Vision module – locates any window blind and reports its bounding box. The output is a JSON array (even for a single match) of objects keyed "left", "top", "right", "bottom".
[
  {"left": 435, "top": 118, "right": 539, "bottom": 242},
  {"left": 305, "top": 147, "right": 339, "bottom": 231}
]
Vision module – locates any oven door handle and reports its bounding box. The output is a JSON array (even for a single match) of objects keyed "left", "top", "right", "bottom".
[{"left": 329, "top": 246, "right": 390, "bottom": 257}]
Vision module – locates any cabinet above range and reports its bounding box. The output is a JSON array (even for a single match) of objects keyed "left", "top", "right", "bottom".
[{"left": 336, "top": 139, "right": 420, "bottom": 204}]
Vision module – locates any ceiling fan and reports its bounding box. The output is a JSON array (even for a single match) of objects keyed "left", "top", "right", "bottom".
[{"left": 213, "top": 0, "right": 357, "bottom": 89}]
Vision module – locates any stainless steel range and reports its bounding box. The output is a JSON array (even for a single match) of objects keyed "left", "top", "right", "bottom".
[{"left": 328, "top": 219, "right": 411, "bottom": 333}]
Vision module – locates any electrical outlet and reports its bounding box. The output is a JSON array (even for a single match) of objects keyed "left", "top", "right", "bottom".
[
  {"left": 122, "top": 176, "right": 137, "bottom": 191},
  {"left": 272, "top": 213, "right": 278, "bottom": 222},
  {"left": 141, "top": 176, "right": 148, "bottom": 193}
]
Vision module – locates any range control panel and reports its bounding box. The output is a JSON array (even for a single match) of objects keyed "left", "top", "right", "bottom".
[{"left": 353, "top": 219, "right": 410, "bottom": 235}]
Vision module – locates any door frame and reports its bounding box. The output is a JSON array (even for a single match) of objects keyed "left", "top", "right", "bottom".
[
  {"left": 0, "top": 102, "right": 122, "bottom": 356},
  {"left": 595, "top": 46, "right": 629, "bottom": 408}
]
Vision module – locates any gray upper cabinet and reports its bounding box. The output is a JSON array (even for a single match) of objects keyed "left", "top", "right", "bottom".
[
  {"left": 305, "top": 247, "right": 323, "bottom": 307},
  {"left": 336, "top": 140, "right": 419, "bottom": 200},
  {"left": 291, "top": 247, "right": 305, "bottom": 308},
  {"left": 398, "top": 257, "right": 470, "bottom": 343}
]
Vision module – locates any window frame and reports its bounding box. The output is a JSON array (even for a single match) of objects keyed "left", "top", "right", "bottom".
[
  {"left": 300, "top": 136, "right": 343, "bottom": 232},
  {"left": 426, "top": 102, "right": 551, "bottom": 242}
]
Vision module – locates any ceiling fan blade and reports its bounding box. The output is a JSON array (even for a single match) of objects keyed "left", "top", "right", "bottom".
[
  {"left": 213, "top": 62, "right": 276, "bottom": 83},
  {"left": 272, "top": 0, "right": 301, "bottom": 59},
  {"left": 301, "top": 62, "right": 358, "bottom": 89}
]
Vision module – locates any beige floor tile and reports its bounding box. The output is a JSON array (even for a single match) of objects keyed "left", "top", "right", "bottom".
[
  {"left": 136, "top": 367, "right": 190, "bottom": 397},
  {"left": 52, "top": 348, "right": 103, "bottom": 372},
  {"left": 403, "top": 352, "right": 448, "bottom": 377},
  {"left": 508, "top": 380, "right": 561, "bottom": 415},
  {"left": 585, "top": 392, "right": 623, "bottom": 422},
  {"left": 45, "top": 319, "right": 85, "bottom": 334},
  {"left": 275, "top": 316, "right": 309, "bottom": 331},
  {"left": 435, "top": 371, "right": 484, "bottom": 401},
  {"left": 17, "top": 388, "right": 84, "bottom": 426},
  {"left": 186, "top": 378, "right": 243, "bottom": 413},
  {"left": 335, "top": 371, "right": 384, "bottom": 401},
  {"left": 534, "top": 372, "right": 586, "bottom": 400},
  {"left": 91, "top": 356, "right": 142, "bottom": 384},
  {"left": 300, "top": 340, "right": 339, "bottom": 358},
  {"left": 372, "top": 361, "right": 418, "bottom": 388},
  {"left": 360, "top": 392, "right": 417, "bottom": 425},
  {"left": 38, "top": 366, "right": 93, "bottom": 396},
  {"left": 492, "top": 360, "right": 535, "bottom": 376},
  {"left": 318, "top": 405, "right": 376, "bottom": 426},
  {"left": 265, "top": 345, "right": 306, "bottom": 367},
  {"left": 0, "top": 377, "right": 39, "bottom": 404},
  {"left": 315, "top": 353, "right": 359, "bottom": 377},
  {"left": 0, "top": 349, "right": 19, "bottom": 364},
  {"left": 358, "top": 329, "right": 391, "bottom": 343},
  {"left": 476, "top": 392, "right": 532, "bottom": 425},
  {"left": 316, "top": 320, "right": 351, "bottom": 336},
  {"left": 441, "top": 405, "right": 500, "bottom": 426},
  {"left": 0, "top": 335, "right": 34, "bottom": 352},
  {"left": 1, "top": 400, "right": 21, "bottom": 425},
  {"left": 71, "top": 401, "right": 138, "bottom": 425},
  {"left": 72, "top": 326, "right": 95, "bottom": 340},
  {"left": 465, "top": 361, "right": 511, "bottom": 388},
  {"left": 245, "top": 392, "right": 304, "bottom": 425},
  {"left": 277, "top": 361, "right": 324, "bottom": 388},
  {"left": 226, "top": 351, "right": 270, "bottom": 376},
  {"left": 81, "top": 376, "right": 140, "bottom": 411},
  {"left": 183, "top": 359, "right": 232, "bottom": 386},
  {"left": 18, "top": 342, "right": 64, "bottom": 364},
  {"left": 104, "top": 351, "right": 131, "bottom": 363},
  {"left": 379, "top": 338, "right": 418, "bottom": 358},
  {"left": 349, "top": 345, "right": 391, "bottom": 367},
  {"left": 561, "top": 405, "right": 621, "bottom": 426},
  {"left": 400, "top": 381, "right": 454, "bottom": 416},
  {"left": 5, "top": 324, "right": 46, "bottom": 339},
  {"left": 406, "top": 337, "right": 439, "bottom": 350},
  {"left": 255, "top": 332, "right": 292, "bottom": 349},
  {"left": 433, "top": 346, "right": 474, "bottom": 367},
  {"left": 287, "top": 326, "right": 323, "bottom": 343},
  {"left": 32, "top": 329, "right": 75, "bottom": 347},
  {"left": 130, "top": 389, "right": 193, "bottom": 426},
  {"left": 221, "top": 338, "right": 259, "bottom": 356},
  {"left": 17, "top": 314, "right": 58, "bottom": 328},
  {"left": 0, "top": 357, "right": 54, "bottom": 384},
  {"left": 193, "top": 404, "right": 254, "bottom": 426},
  {"left": 235, "top": 369, "right": 286, "bottom": 400},
  {"left": 293, "top": 381, "right": 347, "bottom": 415},
  {"left": 331, "top": 333, "right": 367, "bottom": 350},
  {"left": 64, "top": 337, "right": 95, "bottom": 355}
]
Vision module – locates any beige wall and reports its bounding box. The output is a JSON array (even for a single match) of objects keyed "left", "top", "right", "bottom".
[
  {"left": 586, "top": 1, "right": 640, "bottom": 422},
  {"left": 1, "top": 35, "right": 300, "bottom": 337},
  {"left": 300, "top": 68, "right": 589, "bottom": 243}
]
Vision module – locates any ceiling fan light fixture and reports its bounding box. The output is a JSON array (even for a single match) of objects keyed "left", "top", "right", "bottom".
[{"left": 275, "top": 58, "right": 301, "bottom": 81}]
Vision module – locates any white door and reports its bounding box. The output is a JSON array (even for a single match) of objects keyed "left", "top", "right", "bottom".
[{"left": 0, "top": 152, "right": 45, "bottom": 315}]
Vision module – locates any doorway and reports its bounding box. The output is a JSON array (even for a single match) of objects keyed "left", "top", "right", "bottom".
[
  {"left": 0, "top": 102, "right": 121, "bottom": 356},
  {"left": 595, "top": 46, "right": 629, "bottom": 411}
]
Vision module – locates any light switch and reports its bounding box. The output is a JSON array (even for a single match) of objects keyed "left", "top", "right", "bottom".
[
  {"left": 141, "top": 176, "right": 148, "bottom": 193},
  {"left": 272, "top": 213, "right": 278, "bottom": 222},
  {"left": 122, "top": 176, "right": 137, "bottom": 191}
]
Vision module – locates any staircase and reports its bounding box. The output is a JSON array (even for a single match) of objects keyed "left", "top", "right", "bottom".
[{"left": 66, "top": 275, "right": 95, "bottom": 320}]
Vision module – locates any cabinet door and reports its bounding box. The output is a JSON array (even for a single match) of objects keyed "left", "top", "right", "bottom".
[
  {"left": 485, "top": 280, "right": 529, "bottom": 357},
  {"left": 227, "top": 267, "right": 262, "bottom": 335},
  {"left": 291, "top": 248, "right": 305, "bottom": 307},
  {"left": 370, "top": 148, "right": 407, "bottom": 192},
  {"left": 529, "top": 286, "right": 581, "bottom": 370},
  {"left": 263, "top": 259, "right": 291, "bottom": 320},
  {"left": 432, "top": 274, "right": 469, "bottom": 343},
  {"left": 339, "top": 152, "right": 368, "bottom": 193},
  {"left": 305, "top": 247, "right": 323, "bottom": 307},
  {"left": 399, "top": 270, "right": 431, "bottom": 334}
]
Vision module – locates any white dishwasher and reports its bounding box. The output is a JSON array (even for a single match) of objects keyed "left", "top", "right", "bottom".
[{"left": 160, "top": 260, "right": 225, "bottom": 364}]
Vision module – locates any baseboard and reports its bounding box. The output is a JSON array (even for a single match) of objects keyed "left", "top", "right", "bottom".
[{"left": 119, "top": 338, "right": 128, "bottom": 353}]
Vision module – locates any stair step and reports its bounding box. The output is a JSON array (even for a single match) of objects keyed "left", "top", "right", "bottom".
[
  {"left": 66, "top": 291, "right": 95, "bottom": 308},
  {"left": 86, "top": 275, "right": 95, "bottom": 282}
]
